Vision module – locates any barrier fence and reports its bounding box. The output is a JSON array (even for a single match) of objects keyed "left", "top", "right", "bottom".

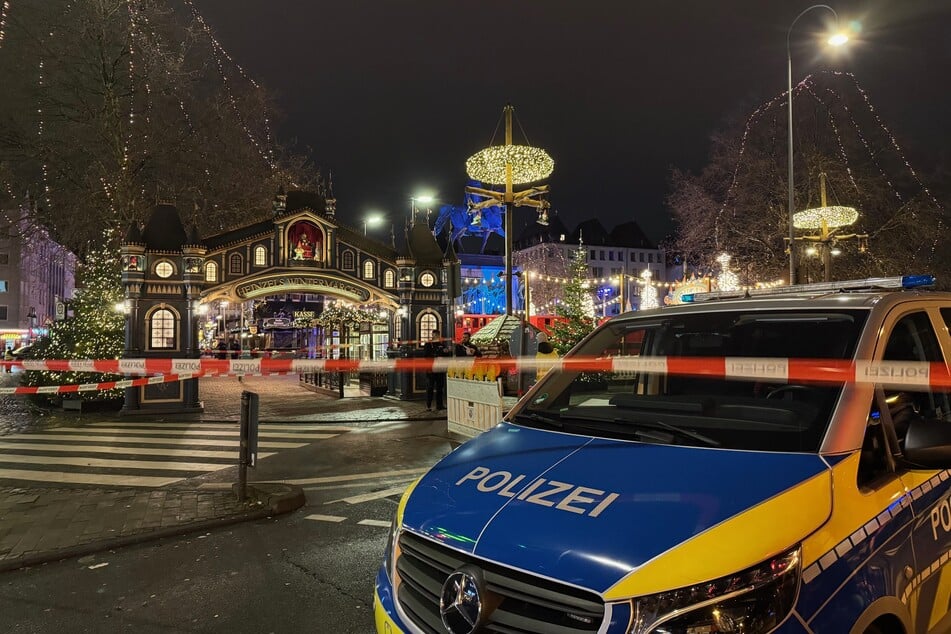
[{"left": 1, "top": 356, "right": 949, "bottom": 395}]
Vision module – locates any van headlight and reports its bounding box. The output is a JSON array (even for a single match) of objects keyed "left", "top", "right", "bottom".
[
  {"left": 383, "top": 514, "right": 401, "bottom": 582},
  {"left": 628, "top": 546, "right": 800, "bottom": 634}
]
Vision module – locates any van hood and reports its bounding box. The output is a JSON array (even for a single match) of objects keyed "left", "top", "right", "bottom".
[{"left": 401, "top": 423, "right": 832, "bottom": 594}]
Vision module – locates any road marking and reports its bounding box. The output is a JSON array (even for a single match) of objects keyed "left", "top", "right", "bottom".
[
  {"left": 327, "top": 486, "right": 410, "bottom": 505},
  {"left": 0, "top": 442, "right": 275, "bottom": 460},
  {"left": 357, "top": 519, "right": 391, "bottom": 528},
  {"left": 197, "top": 476, "right": 418, "bottom": 492},
  {"left": 0, "top": 453, "right": 230, "bottom": 472},
  {"left": 4, "top": 434, "right": 306, "bottom": 449},
  {"left": 304, "top": 514, "right": 347, "bottom": 523},
  {"left": 86, "top": 423, "right": 357, "bottom": 433},
  {"left": 282, "top": 468, "right": 428, "bottom": 486},
  {"left": 0, "top": 468, "right": 181, "bottom": 487},
  {"left": 45, "top": 427, "right": 338, "bottom": 440}
]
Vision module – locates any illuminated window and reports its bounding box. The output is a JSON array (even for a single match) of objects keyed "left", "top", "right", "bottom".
[
  {"left": 419, "top": 313, "right": 438, "bottom": 342},
  {"left": 155, "top": 261, "right": 174, "bottom": 278},
  {"left": 420, "top": 272, "right": 436, "bottom": 287},
  {"left": 205, "top": 261, "right": 218, "bottom": 282},
  {"left": 363, "top": 259, "right": 375, "bottom": 279},
  {"left": 254, "top": 246, "right": 267, "bottom": 266},
  {"left": 230, "top": 253, "right": 242, "bottom": 274},
  {"left": 149, "top": 308, "right": 176, "bottom": 349},
  {"left": 383, "top": 269, "right": 395, "bottom": 288},
  {"left": 342, "top": 251, "right": 354, "bottom": 269}
]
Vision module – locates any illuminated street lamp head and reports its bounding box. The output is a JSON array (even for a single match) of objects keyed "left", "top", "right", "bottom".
[
  {"left": 466, "top": 145, "right": 554, "bottom": 185},
  {"left": 828, "top": 32, "right": 849, "bottom": 47},
  {"left": 365, "top": 213, "right": 384, "bottom": 227},
  {"left": 413, "top": 194, "right": 434, "bottom": 204},
  {"left": 793, "top": 205, "right": 859, "bottom": 230}
]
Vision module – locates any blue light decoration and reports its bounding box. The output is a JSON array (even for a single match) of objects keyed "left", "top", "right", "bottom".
[{"left": 432, "top": 180, "right": 506, "bottom": 254}]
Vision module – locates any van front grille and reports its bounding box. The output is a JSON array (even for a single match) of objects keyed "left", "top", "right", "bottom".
[{"left": 396, "top": 532, "right": 604, "bottom": 633}]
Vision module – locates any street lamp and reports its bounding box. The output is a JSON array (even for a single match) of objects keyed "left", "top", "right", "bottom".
[
  {"left": 787, "top": 4, "right": 848, "bottom": 284},
  {"left": 410, "top": 194, "right": 434, "bottom": 225},
  {"left": 363, "top": 213, "right": 384, "bottom": 235},
  {"left": 466, "top": 104, "right": 553, "bottom": 315}
]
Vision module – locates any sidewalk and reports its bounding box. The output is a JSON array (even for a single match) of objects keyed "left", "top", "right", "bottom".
[{"left": 0, "top": 374, "right": 448, "bottom": 573}]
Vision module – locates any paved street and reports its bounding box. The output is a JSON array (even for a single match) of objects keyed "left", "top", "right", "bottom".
[{"left": 0, "top": 370, "right": 456, "bottom": 631}]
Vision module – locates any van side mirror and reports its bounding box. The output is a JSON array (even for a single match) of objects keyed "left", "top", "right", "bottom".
[{"left": 902, "top": 418, "right": 951, "bottom": 469}]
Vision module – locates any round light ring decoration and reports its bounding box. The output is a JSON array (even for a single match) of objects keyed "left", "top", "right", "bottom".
[
  {"left": 793, "top": 205, "right": 859, "bottom": 230},
  {"left": 465, "top": 145, "right": 554, "bottom": 185}
]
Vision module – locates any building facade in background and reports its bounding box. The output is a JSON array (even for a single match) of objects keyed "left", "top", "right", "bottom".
[{"left": 0, "top": 208, "right": 76, "bottom": 350}]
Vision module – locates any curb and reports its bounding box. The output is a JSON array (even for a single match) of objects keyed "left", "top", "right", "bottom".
[{"left": 0, "top": 484, "right": 305, "bottom": 574}]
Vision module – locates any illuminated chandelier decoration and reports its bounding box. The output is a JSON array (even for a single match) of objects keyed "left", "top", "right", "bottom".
[
  {"left": 792, "top": 205, "right": 859, "bottom": 230},
  {"left": 715, "top": 253, "right": 739, "bottom": 292},
  {"left": 639, "top": 269, "right": 659, "bottom": 310},
  {"left": 465, "top": 145, "right": 554, "bottom": 186},
  {"left": 465, "top": 104, "right": 553, "bottom": 315},
  {"left": 790, "top": 172, "right": 867, "bottom": 282}
]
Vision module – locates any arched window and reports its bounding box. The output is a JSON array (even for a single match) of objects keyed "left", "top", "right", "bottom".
[
  {"left": 149, "top": 308, "right": 176, "bottom": 349},
  {"left": 229, "top": 253, "right": 242, "bottom": 274},
  {"left": 419, "top": 313, "right": 439, "bottom": 342},
  {"left": 342, "top": 250, "right": 354, "bottom": 270},
  {"left": 205, "top": 261, "right": 218, "bottom": 282},
  {"left": 363, "top": 259, "right": 375, "bottom": 279},
  {"left": 254, "top": 246, "right": 267, "bottom": 267},
  {"left": 383, "top": 269, "right": 396, "bottom": 288}
]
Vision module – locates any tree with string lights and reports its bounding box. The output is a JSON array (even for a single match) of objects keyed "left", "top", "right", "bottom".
[
  {"left": 0, "top": 0, "right": 322, "bottom": 255},
  {"left": 667, "top": 71, "right": 950, "bottom": 289},
  {"left": 549, "top": 244, "right": 596, "bottom": 356},
  {"left": 20, "top": 231, "right": 126, "bottom": 402}
]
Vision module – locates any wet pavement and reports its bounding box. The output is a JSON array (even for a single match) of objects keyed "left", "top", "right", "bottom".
[{"left": 0, "top": 372, "right": 446, "bottom": 572}]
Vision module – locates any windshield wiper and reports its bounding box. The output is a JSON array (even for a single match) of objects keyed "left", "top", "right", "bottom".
[
  {"left": 558, "top": 417, "right": 720, "bottom": 448},
  {"left": 628, "top": 419, "right": 721, "bottom": 447},
  {"left": 511, "top": 411, "right": 564, "bottom": 429}
]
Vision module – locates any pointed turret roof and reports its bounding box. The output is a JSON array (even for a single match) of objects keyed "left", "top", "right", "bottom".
[
  {"left": 123, "top": 221, "right": 143, "bottom": 244},
  {"left": 142, "top": 204, "right": 188, "bottom": 251}
]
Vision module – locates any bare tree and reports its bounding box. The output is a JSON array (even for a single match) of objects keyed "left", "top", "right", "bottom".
[
  {"left": 0, "top": 0, "right": 321, "bottom": 254},
  {"left": 667, "top": 72, "right": 950, "bottom": 288}
]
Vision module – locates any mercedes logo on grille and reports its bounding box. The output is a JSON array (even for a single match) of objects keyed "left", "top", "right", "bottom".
[{"left": 440, "top": 568, "right": 484, "bottom": 634}]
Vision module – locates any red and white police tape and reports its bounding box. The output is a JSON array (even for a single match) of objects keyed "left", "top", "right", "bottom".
[{"left": 0, "top": 356, "right": 948, "bottom": 395}]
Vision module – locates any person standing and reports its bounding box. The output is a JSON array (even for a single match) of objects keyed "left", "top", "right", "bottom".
[
  {"left": 423, "top": 329, "right": 449, "bottom": 411},
  {"left": 535, "top": 332, "right": 560, "bottom": 381},
  {"left": 454, "top": 331, "right": 482, "bottom": 358}
]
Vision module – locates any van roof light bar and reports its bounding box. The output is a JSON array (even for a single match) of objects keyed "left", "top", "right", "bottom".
[{"left": 682, "top": 274, "right": 935, "bottom": 303}]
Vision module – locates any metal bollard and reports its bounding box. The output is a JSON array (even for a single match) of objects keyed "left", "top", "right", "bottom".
[{"left": 238, "top": 390, "right": 259, "bottom": 502}]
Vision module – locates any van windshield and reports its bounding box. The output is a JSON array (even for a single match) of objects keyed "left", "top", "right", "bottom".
[{"left": 512, "top": 309, "right": 868, "bottom": 452}]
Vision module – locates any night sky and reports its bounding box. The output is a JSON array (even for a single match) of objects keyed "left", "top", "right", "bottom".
[{"left": 192, "top": 1, "right": 950, "bottom": 245}]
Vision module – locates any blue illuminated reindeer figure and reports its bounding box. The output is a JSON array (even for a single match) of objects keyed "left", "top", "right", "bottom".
[{"left": 432, "top": 183, "right": 505, "bottom": 254}]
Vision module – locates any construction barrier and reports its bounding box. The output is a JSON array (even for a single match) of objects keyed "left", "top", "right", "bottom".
[{"left": 0, "top": 356, "right": 948, "bottom": 394}]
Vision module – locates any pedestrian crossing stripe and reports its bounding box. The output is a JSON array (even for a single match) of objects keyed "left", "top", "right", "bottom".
[
  {"left": 46, "top": 427, "right": 337, "bottom": 440},
  {"left": 1, "top": 433, "right": 306, "bottom": 449},
  {"left": 0, "top": 422, "right": 344, "bottom": 488},
  {"left": 0, "top": 442, "right": 275, "bottom": 460}
]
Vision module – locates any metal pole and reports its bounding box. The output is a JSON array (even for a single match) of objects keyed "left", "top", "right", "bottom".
[
  {"left": 787, "top": 52, "right": 796, "bottom": 286},
  {"left": 504, "top": 202, "right": 513, "bottom": 315},
  {"left": 238, "top": 391, "right": 249, "bottom": 502}
]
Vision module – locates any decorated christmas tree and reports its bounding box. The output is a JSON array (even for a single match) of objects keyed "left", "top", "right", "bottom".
[
  {"left": 22, "top": 231, "right": 126, "bottom": 403},
  {"left": 549, "top": 244, "right": 596, "bottom": 356}
]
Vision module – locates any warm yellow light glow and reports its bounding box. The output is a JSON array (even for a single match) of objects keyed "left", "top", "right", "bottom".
[
  {"left": 365, "top": 214, "right": 384, "bottom": 226},
  {"left": 793, "top": 205, "right": 859, "bottom": 230},
  {"left": 414, "top": 195, "right": 434, "bottom": 204},
  {"left": 828, "top": 33, "right": 849, "bottom": 47},
  {"left": 465, "top": 145, "right": 554, "bottom": 185}
]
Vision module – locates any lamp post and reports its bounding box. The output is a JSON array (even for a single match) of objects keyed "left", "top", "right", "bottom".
[
  {"left": 465, "top": 105, "right": 553, "bottom": 315},
  {"left": 410, "top": 194, "right": 434, "bottom": 226},
  {"left": 363, "top": 213, "right": 384, "bottom": 236},
  {"left": 787, "top": 4, "right": 848, "bottom": 285}
]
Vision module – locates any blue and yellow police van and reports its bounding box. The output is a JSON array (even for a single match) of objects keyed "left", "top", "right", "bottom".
[{"left": 375, "top": 276, "right": 951, "bottom": 634}]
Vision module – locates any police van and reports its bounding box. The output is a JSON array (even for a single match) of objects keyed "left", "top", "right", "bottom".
[{"left": 375, "top": 275, "right": 951, "bottom": 634}]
